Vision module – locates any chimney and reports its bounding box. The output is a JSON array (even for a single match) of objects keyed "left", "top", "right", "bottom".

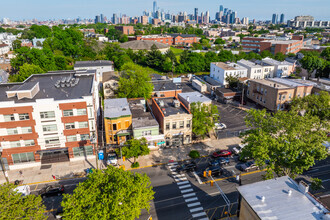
[
  {"left": 274, "top": 83, "right": 276, "bottom": 87},
  {"left": 261, "top": 196, "right": 265, "bottom": 202},
  {"left": 298, "top": 180, "right": 309, "bottom": 194}
]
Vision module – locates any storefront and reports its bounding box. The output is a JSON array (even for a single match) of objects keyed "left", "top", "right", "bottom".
[
  {"left": 138, "top": 135, "right": 165, "bottom": 149},
  {"left": 37, "top": 148, "right": 69, "bottom": 164}
]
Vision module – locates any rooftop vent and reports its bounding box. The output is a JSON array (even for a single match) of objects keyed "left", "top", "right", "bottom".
[
  {"left": 299, "top": 180, "right": 309, "bottom": 194},
  {"left": 288, "top": 189, "right": 292, "bottom": 196},
  {"left": 55, "top": 76, "right": 79, "bottom": 88},
  {"left": 261, "top": 196, "right": 265, "bottom": 202},
  {"left": 173, "top": 100, "right": 180, "bottom": 108},
  {"left": 159, "top": 100, "right": 165, "bottom": 107}
]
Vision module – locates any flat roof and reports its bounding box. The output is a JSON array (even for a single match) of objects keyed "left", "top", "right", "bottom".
[
  {"left": 238, "top": 59, "right": 263, "bottom": 68},
  {"left": 154, "top": 97, "right": 190, "bottom": 117},
  {"left": 263, "top": 39, "right": 300, "bottom": 45},
  {"left": 212, "top": 62, "right": 236, "bottom": 70},
  {"left": 104, "top": 98, "right": 131, "bottom": 119},
  {"left": 152, "top": 80, "right": 182, "bottom": 92},
  {"left": 203, "top": 76, "right": 222, "bottom": 86},
  {"left": 0, "top": 71, "right": 94, "bottom": 103},
  {"left": 237, "top": 176, "right": 328, "bottom": 220},
  {"left": 128, "top": 99, "right": 159, "bottom": 129},
  {"left": 269, "top": 78, "right": 313, "bottom": 88},
  {"left": 227, "top": 63, "right": 248, "bottom": 71},
  {"left": 262, "top": 58, "right": 293, "bottom": 66},
  {"left": 178, "top": 92, "right": 211, "bottom": 104},
  {"left": 74, "top": 60, "right": 113, "bottom": 68},
  {"left": 251, "top": 79, "right": 291, "bottom": 89}
]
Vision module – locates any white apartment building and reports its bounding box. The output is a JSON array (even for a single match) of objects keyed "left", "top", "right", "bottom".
[
  {"left": 74, "top": 60, "right": 114, "bottom": 83},
  {"left": 0, "top": 70, "right": 98, "bottom": 170},
  {"left": 262, "top": 58, "right": 295, "bottom": 77},
  {"left": 237, "top": 59, "right": 265, "bottom": 79},
  {"left": 210, "top": 62, "right": 248, "bottom": 86}
]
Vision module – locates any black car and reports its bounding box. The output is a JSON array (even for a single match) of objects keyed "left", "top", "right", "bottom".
[
  {"left": 208, "top": 158, "right": 230, "bottom": 167},
  {"left": 176, "top": 161, "right": 197, "bottom": 173},
  {"left": 204, "top": 166, "right": 223, "bottom": 177},
  {"left": 39, "top": 185, "right": 64, "bottom": 198}
]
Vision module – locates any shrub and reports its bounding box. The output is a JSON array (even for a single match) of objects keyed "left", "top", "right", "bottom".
[
  {"left": 189, "top": 150, "right": 200, "bottom": 159},
  {"left": 131, "top": 162, "right": 140, "bottom": 168}
]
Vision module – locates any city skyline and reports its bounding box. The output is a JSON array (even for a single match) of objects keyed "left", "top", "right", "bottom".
[{"left": 1, "top": 0, "right": 330, "bottom": 21}]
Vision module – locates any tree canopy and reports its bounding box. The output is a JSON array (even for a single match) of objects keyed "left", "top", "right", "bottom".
[
  {"left": 190, "top": 102, "right": 219, "bottom": 139},
  {"left": 119, "top": 138, "right": 150, "bottom": 163},
  {"left": 61, "top": 166, "right": 154, "bottom": 220},
  {"left": 241, "top": 109, "right": 328, "bottom": 179},
  {"left": 0, "top": 183, "right": 46, "bottom": 219},
  {"left": 9, "top": 63, "right": 43, "bottom": 82}
]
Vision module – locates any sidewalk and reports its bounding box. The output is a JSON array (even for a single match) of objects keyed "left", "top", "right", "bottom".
[{"left": 0, "top": 137, "right": 242, "bottom": 185}]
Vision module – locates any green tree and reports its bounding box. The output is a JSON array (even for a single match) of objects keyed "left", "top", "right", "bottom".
[
  {"left": 225, "top": 75, "right": 240, "bottom": 88},
  {"left": 260, "top": 50, "right": 273, "bottom": 58},
  {"left": 9, "top": 63, "right": 43, "bottom": 82},
  {"left": 120, "top": 138, "right": 150, "bottom": 163},
  {"left": 61, "top": 166, "right": 154, "bottom": 220},
  {"left": 274, "top": 52, "right": 286, "bottom": 61},
  {"left": 300, "top": 55, "right": 325, "bottom": 78},
  {"left": 117, "top": 63, "right": 154, "bottom": 99},
  {"left": 241, "top": 109, "right": 328, "bottom": 179},
  {"left": 190, "top": 102, "right": 220, "bottom": 139},
  {"left": 145, "top": 44, "right": 165, "bottom": 69},
  {"left": 320, "top": 47, "right": 330, "bottom": 61},
  {"left": 218, "top": 50, "right": 234, "bottom": 62},
  {"left": 214, "top": 38, "right": 226, "bottom": 45},
  {"left": 12, "top": 40, "right": 22, "bottom": 50},
  {"left": 0, "top": 183, "right": 46, "bottom": 219}
]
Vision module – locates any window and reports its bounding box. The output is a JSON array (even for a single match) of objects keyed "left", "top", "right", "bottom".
[
  {"left": 166, "top": 123, "right": 170, "bottom": 130},
  {"left": 45, "top": 137, "right": 60, "bottom": 145},
  {"left": 186, "top": 120, "right": 191, "bottom": 128},
  {"left": 21, "top": 127, "right": 32, "bottom": 134},
  {"left": 172, "top": 122, "right": 177, "bottom": 129},
  {"left": 63, "top": 110, "right": 73, "bottom": 117},
  {"left": 19, "top": 113, "right": 29, "bottom": 120},
  {"left": 289, "top": 93, "right": 292, "bottom": 99},
  {"left": 10, "top": 141, "right": 21, "bottom": 148},
  {"left": 73, "top": 146, "right": 93, "bottom": 157},
  {"left": 77, "top": 108, "right": 87, "bottom": 116},
  {"left": 179, "top": 121, "right": 184, "bottom": 128},
  {"left": 78, "top": 121, "right": 88, "bottom": 128},
  {"left": 125, "top": 121, "right": 129, "bottom": 128},
  {"left": 80, "top": 134, "right": 90, "bottom": 141},
  {"left": 118, "top": 122, "right": 121, "bottom": 130},
  {"left": 24, "top": 140, "right": 35, "bottom": 146},
  {"left": 257, "top": 86, "right": 259, "bottom": 92},
  {"left": 282, "top": 95, "right": 286, "bottom": 100},
  {"left": 65, "top": 123, "right": 75, "bottom": 130},
  {"left": 297, "top": 93, "right": 300, "bottom": 98},
  {"left": 278, "top": 95, "right": 281, "bottom": 101},
  {"left": 40, "top": 111, "right": 55, "bottom": 119},
  {"left": 261, "top": 88, "right": 263, "bottom": 94},
  {"left": 4, "top": 114, "right": 15, "bottom": 122},
  {"left": 7, "top": 128, "right": 18, "bottom": 135},
  {"left": 142, "top": 130, "right": 152, "bottom": 136},
  {"left": 12, "top": 152, "right": 35, "bottom": 164},
  {"left": 67, "top": 135, "right": 77, "bottom": 142},
  {"left": 42, "top": 124, "right": 57, "bottom": 132},
  {"left": 264, "top": 89, "right": 267, "bottom": 95},
  {"left": 112, "top": 124, "right": 117, "bottom": 131}
]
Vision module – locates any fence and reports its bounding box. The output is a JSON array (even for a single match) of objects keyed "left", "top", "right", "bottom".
[{"left": 204, "top": 202, "right": 238, "bottom": 220}]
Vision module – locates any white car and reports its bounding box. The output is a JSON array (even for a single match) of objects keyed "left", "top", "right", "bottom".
[
  {"left": 214, "top": 123, "right": 227, "bottom": 130},
  {"left": 107, "top": 153, "right": 118, "bottom": 165},
  {"left": 15, "top": 185, "right": 31, "bottom": 196},
  {"left": 233, "top": 143, "right": 247, "bottom": 155}
]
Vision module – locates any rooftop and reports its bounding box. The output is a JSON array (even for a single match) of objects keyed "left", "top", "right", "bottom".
[
  {"left": 128, "top": 99, "right": 159, "bottom": 129},
  {"left": 120, "top": 40, "right": 170, "bottom": 50},
  {"left": 152, "top": 80, "right": 182, "bottom": 92},
  {"left": 212, "top": 62, "right": 236, "bottom": 70},
  {"left": 0, "top": 70, "right": 95, "bottom": 103},
  {"left": 104, "top": 98, "right": 131, "bottom": 119},
  {"left": 154, "top": 97, "right": 190, "bottom": 117},
  {"left": 74, "top": 60, "right": 113, "bottom": 68},
  {"left": 269, "top": 78, "right": 313, "bottom": 88},
  {"left": 237, "top": 176, "right": 329, "bottom": 220},
  {"left": 203, "top": 76, "right": 222, "bottom": 86},
  {"left": 263, "top": 39, "right": 300, "bottom": 45},
  {"left": 227, "top": 62, "right": 248, "bottom": 71},
  {"left": 262, "top": 58, "right": 294, "bottom": 66},
  {"left": 168, "top": 33, "right": 197, "bottom": 38},
  {"left": 178, "top": 92, "right": 212, "bottom": 104},
  {"left": 251, "top": 79, "right": 291, "bottom": 89},
  {"left": 237, "top": 59, "right": 263, "bottom": 68}
]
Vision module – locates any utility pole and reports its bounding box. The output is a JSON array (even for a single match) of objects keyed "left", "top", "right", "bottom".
[
  {"left": 0, "top": 148, "right": 9, "bottom": 183},
  {"left": 91, "top": 134, "right": 99, "bottom": 170}
]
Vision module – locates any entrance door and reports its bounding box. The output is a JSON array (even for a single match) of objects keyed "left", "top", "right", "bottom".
[{"left": 41, "top": 149, "right": 69, "bottom": 164}]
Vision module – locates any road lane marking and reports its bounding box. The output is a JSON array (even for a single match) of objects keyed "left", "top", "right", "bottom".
[
  {"left": 183, "top": 193, "right": 196, "bottom": 198},
  {"left": 185, "top": 197, "right": 198, "bottom": 203},
  {"left": 307, "top": 169, "right": 319, "bottom": 173},
  {"left": 34, "top": 184, "right": 38, "bottom": 191},
  {"left": 168, "top": 162, "right": 178, "bottom": 166},
  {"left": 181, "top": 189, "right": 194, "bottom": 193},
  {"left": 175, "top": 177, "right": 187, "bottom": 181},
  {"left": 187, "top": 202, "right": 201, "bottom": 207},
  {"left": 322, "top": 179, "right": 330, "bottom": 182},
  {"left": 174, "top": 174, "right": 185, "bottom": 177},
  {"left": 190, "top": 207, "right": 203, "bottom": 213},
  {"left": 193, "top": 171, "right": 202, "bottom": 184},
  {"left": 177, "top": 181, "right": 189, "bottom": 185},
  {"left": 192, "top": 212, "right": 206, "bottom": 217},
  {"left": 198, "top": 218, "right": 209, "bottom": 220},
  {"left": 179, "top": 184, "right": 191, "bottom": 189}
]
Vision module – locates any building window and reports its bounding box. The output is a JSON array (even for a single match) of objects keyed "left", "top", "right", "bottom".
[
  {"left": 247, "top": 90, "right": 250, "bottom": 96},
  {"left": 24, "top": 140, "right": 35, "bottom": 146},
  {"left": 40, "top": 111, "right": 55, "bottom": 119},
  {"left": 77, "top": 108, "right": 87, "bottom": 116},
  {"left": 186, "top": 120, "right": 191, "bottom": 128},
  {"left": 179, "top": 121, "right": 184, "bottom": 128},
  {"left": 78, "top": 121, "right": 88, "bottom": 128},
  {"left": 297, "top": 93, "right": 300, "bottom": 98},
  {"left": 45, "top": 137, "right": 60, "bottom": 145},
  {"left": 12, "top": 152, "right": 35, "bottom": 164},
  {"left": 67, "top": 135, "right": 77, "bottom": 142},
  {"left": 172, "top": 122, "right": 177, "bottom": 129},
  {"left": 166, "top": 123, "right": 170, "bottom": 130},
  {"left": 113, "top": 124, "right": 117, "bottom": 131},
  {"left": 10, "top": 141, "right": 21, "bottom": 148},
  {"left": 7, "top": 128, "right": 18, "bottom": 135},
  {"left": 264, "top": 89, "right": 267, "bottom": 95},
  {"left": 261, "top": 88, "right": 263, "bottom": 94},
  {"left": 73, "top": 146, "right": 93, "bottom": 157},
  {"left": 282, "top": 95, "right": 286, "bottom": 100},
  {"left": 80, "top": 134, "right": 90, "bottom": 141},
  {"left": 186, "top": 135, "right": 191, "bottom": 143},
  {"left": 4, "top": 114, "right": 15, "bottom": 122},
  {"left": 22, "top": 127, "right": 33, "bottom": 134},
  {"left": 142, "top": 130, "right": 152, "bottom": 136},
  {"left": 42, "top": 124, "right": 57, "bottom": 132},
  {"left": 278, "top": 95, "right": 281, "bottom": 101},
  {"left": 118, "top": 122, "right": 122, "bottom": 130},
  {"left": 125, "top": 121, "right": 129, "bottom": 128},
  {"left": 19, "top": 113, "right": 30, "bottom": 121},
  {"left": 65, "top": 123, "right": 75, "bottom": 130},
  {"left": 63, "top": 110, "right": 74, "bottom": 117}
]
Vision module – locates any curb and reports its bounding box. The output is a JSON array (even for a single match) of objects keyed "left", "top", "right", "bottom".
[{"left": 26, "top": 175, "right": 86, "bottom": 186}]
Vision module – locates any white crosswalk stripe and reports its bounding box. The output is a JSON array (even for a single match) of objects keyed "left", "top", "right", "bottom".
[
  {"left": 181, "top": 189, "right": 194, "bottom": 193},
  {"left": 178, "top": 184, "right": 191, "bottom": 189},
  {"left": 174, "top": 174, "right": 185, "bottom": 177},
  {"left": 182, "top": 192, "right": 196, "bottom": 198},
  {"left": 177, "top": 181, "right": 189, "bottom": 185},
  {"left": 198, "top": 218, "right": 209, "bottom": 220},
  {"left": 168, "top": 162, "right": 178, "bottom": 166},
  {"left": 191, "top": 212, "right": 206, "bottom": 218},
  {"left": 175, "top": 177, "right": 187, "bottom": 181},
  {"left": 185, "top": 197, "right": 198, "bottom": 203},
  {"left": 189, "top": 207, "right": 203, "bottom": 213},
  {"left": 187, "top": 202, "right": 201, "bottom": 207}
]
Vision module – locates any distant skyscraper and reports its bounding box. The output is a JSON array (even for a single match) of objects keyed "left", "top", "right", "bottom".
[
  {"left": 280, "top": 14, "right": 285, "bottom": 24},
  {"left": 224, "top": 8, "right": 228, "bottom": 16},
  {"left": 153, "top": 1, "right": 157, "bottom": 17},
  {"left": 242, "top": 17, "right": 249, "bottom": 25},
  {"left": 220, "top": 5, "right": 224, "bottom": 12},
  {"left": 272, "top": 14, "right": 278, "bottom": 24},
  {"left": 95, "top": 15, "right": 101, "bottom": 24},
  {"left": 112, "top": 13, "right": 117, "bottom": 24},
  {"left": 206, "top": 11, "right": 210, "bottom": 23},
  {"left": 100, "top": 14, "right": 104, "bottom": 23},
  {"left": 230, "top": 11, "right": 237, "bottom": 24},
  {"left": 201, "top": 12, "right": 204, "bottom": 23},
  {"left": 194, "top": 8, "right": 198, "bottom": 22}
]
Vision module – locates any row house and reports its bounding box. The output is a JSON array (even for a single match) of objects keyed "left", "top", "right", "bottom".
[
  {"left": 0, "top": 70, "right": 98, "bottom": 170},
  {"left": 210, "top": 62, "right": 248, "bottom": 86}
]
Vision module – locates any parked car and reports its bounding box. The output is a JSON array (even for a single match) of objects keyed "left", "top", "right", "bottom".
[
  {"left": 232, "top": 143, "right": 247, "bottom": 155},
  {"left": 204, "top": 166, "right": 224, "bottom": 177},
  {"left": 15, "top": 185, "right": 31, "bottom": 196},
  {"left": 39, "top": 185, "right": 64, "bottom": 198},
  {"left": 107, "top": 153, "right": 118, "bottom": 165},
  {"left": 176, "top": 161, "right": 197, "bottom": 173},
  {"left": 209, "top": 158, "right": 230, "bottom": 167},
  {"left": 214, "top": 123, "right": 227, "bottom": 130},
  {"left": 212, "top": 150, "right": 232, "bottom": 158},
  {"left": 238, "top": 161, "right": 258, "bottom": 172}
]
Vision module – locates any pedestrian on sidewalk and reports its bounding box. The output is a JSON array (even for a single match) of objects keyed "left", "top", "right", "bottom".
[
  {"left": 52, "top": 175, "right": 56, "bottom": 180},
  {"left": 19, "top": 170, "right": 23, "bottom": 178}
]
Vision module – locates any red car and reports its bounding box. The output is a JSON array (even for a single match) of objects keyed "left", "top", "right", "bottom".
[{"left": 212, "top": 150, "right": 232, "bottom": 158}]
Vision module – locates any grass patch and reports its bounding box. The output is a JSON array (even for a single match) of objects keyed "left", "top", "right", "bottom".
[{"left": 170, "top": 47, "right": 184, "bottom": 55}]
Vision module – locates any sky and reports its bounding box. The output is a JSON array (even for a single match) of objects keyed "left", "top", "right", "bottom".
[{"left": 2, "top": 0, "right": 330, "bottom": 21}]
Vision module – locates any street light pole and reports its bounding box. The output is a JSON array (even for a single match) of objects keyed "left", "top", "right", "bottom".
[{"left": 91, "top": 135, "right": 99, "bottom": 170}]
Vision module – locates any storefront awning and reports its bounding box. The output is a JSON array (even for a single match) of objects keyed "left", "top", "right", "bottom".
[{"left": 36, "top": 148, "right": 68, "bottom": 154}]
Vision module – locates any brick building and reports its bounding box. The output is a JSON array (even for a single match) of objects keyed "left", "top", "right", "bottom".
[
  {"left": 152, "top": 80, "right": 182, "bottom": 98},
  {"left": 134, "top": 34, "right": 198, "bottom": 46},
  {"left": 135, "top": 35, "right": 174, "bottom": 45},
  {"left": 169, "top": 34, "right": 198, "bottom": 46},
  {"left": 115, "top": 26, "right": 135, "bottom": 35},
  {"left": 0, "top": 70, "right": 99, "bottom": 170}
]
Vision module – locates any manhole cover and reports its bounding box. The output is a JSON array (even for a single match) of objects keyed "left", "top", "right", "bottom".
[{"left": 40, "top": 165, "right": 52, "bottom": 170}]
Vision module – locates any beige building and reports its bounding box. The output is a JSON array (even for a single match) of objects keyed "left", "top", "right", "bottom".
[{"left": 247, "top": 78, "right": 313, "bottom": 111}]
